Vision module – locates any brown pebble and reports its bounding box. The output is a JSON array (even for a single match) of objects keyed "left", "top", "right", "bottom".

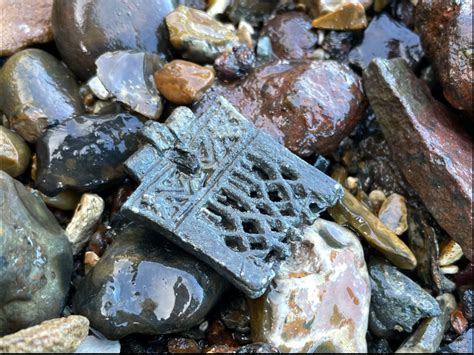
[
  {"left": 86, "top": 224, "right": 111, "bottom": 257},
  {"left": 378, "top": 193, "right": 408, "bottom": 235},
  {"left": 168, "top": 337, "right": 202, "bottom": 353},
  {"left": 439, "top": 239, "right": 464, "bottom": 267},
  {"left": 0, "top": 125, "right": 31, "bottom": 177},
  {"left": 312, "top": 2, "right": 368, "bottom": 30},
  {"left": 207, "top": 320, "right": 238, "bottom": 347},
  {"left": 0, "top": 315, "right": 89, "bottom": 353},
  {"left": 84, "top": 251, "right": 100, "bottom": 268},
  {"left": 450, "top": 305, "right": 468, "bottom": 335},
  {"left": 205, "top": 345, "right": 237, "bottom": 353},
  {"left": 155, "top": 60, "right": 215, "bottom": 105}
]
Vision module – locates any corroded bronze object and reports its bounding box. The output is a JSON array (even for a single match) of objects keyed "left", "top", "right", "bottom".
[{"left": 122, "top": 97, "right": 343, "bottom": 297}]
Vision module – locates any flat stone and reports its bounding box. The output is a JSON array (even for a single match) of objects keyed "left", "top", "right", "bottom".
[
  {"left": 0, "top": 49, "right": 84, "bottom": 143},
  {"left": 0, "top": 171, "right": 73, "bottom": 335},
  {"left": 52, "top": 0, "right": 174, "bottom": 80},
  {"left": 0, "top": 126, "right": 31, "bottom": 177},
  {"left": 349, "top": 13, "right": 423, "bottom": 70},
  {"left": 415, "top": 0, "right": 473, "bottom": 112},
  {"left": 249, "top": 219, "right": 370, "bottom": 353},
  {"left": 0, "top": 0, "right": 53, "bottom": 56},
  {"left": 312, "top": 2, "right": 368, "bottom": 30},
  {"left": 368, "top": 258, "right": 441, "bottom": 338},
  {"left": 95, "top": 51, "right": 165, "bottom": 120},
  {"left": 363, "top": 58, "right": 473, "bottom": 260},
  {"left": 73, "top": 225, "right": 227, "bottom": 339},
  {"left": 378, "top": 193, "right": 408, "bottom": 235},
  {"left": 121, "top": 97, "right": 343, "bottom": 297},
  {"left": 35, "top": 112, "right": 143, "bottom": 196},
  {"left": 154, "top": 60, "right": 215, "bottom": 105},
  {"left": 166, "top": 5, "right": 240, "bottom": 63}
]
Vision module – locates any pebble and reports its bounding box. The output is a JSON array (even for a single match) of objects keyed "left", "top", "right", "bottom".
[
  {"left": 205, "top": 345, "right": 238, "bottom": 353},
  {"left": 95, "top": 51, "right": 165, "bottom": 119},
  {"left": 348, "top": 13, "right": 423, "bottom": 69},
  {"left": 0, "top": 316, "right": 89, "bottom": 353},
  {"left": 439, "top": 239, "right": 464, "bottom": 267},
  {"left": 73, "top": 225, "right": 227, "bottom": 339},
  {"left": 450, "top": 305, "right": 468, "bottom": 335},
  {"left": 416, "top": 0, "right": 472, "bottom": 112},
  {"left": 236, "top": 343, "right": 279, "bottom": 353},
  {"left": 35, "top": 112, "right": 143, "bottom": 196},
  {"left": 167, "top": 337, "right": 202, "bottom": 353},
  {"left": 154, "top": 60, "right": 215, "bottom": 105},
  {"left": 321, "top": 30, "right": 355, "bottom": 63},
  {"left": 219, "top": 297, "right": 250, "bottom": 333},
  {"left": 329, "top": 188, "right": 417, "bottom": 270},
  {"left": 0, "top": 0, "right": 53, "bottom": 56},
  {"left": 440, "top": 265, "right": 459, "bottom": 274},
  {"left": 364, "top": 58, "right": 473, "bottom": 260},
  {"left": 368, "top": 258, "right": 441, "bottom": 338},
  {"left": 438, "top": 327, "right": 473, "bottom": 353},
  {"left": 84, "top": 251, "right": 100, "bottom": 274},
  {"left": 0, "top": 171, "right": 73, "bottom": 335},
  {"left": 65, "top": 193, "right": 105, "bottom": 255},
  {"left": 395, "top": 294, "right": 456, "bottom": 353},
  {"left": 368, "top": 190, "right": 386, "bottom": 214},
  {"left": 0, "top": 49, "right": 84, "bottom": 143},
  {"left": 261, "top": 11, "right": 318, "bottom": 60},
  {"left": 460, "top": 287, "right": 473, "bottom": 321},
  {"left": 0, "top": 125, "right": 31, "bottom": 177},
  {"left": 249, "top": 219, "right": 370, "bottom": 352},
  {"left": 214, "top": 45, "right": 255, "bottom": 81},
  {"left": 213, "top": 60, "right": 366, "bottom": 157},
  {"left": 33, "top": 189, "right": 82, "bottom": 211},
  {"left": 166, "top": 5, "right": 240, "bottom": 63},
  {"left": 226, "top": 0, "right": 278, "bottom": 26},
  {"left": 378, "top": 193, "right": 408, "bottom": 235},
  {"left": 75, "top": 335, "right": 121, "bottom": 354},
  {"left": 52, "top": 0, "right": 175, "bottom": 80},
  {"left": 312, "top": 2, "right": 368, "bottom": 30}
]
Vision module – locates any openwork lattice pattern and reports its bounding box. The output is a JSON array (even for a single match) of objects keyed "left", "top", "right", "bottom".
[{"left": 122, "top": 97, "right": 343, "bottom": 297}]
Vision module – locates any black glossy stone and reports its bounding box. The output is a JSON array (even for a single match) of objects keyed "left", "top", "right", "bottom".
[
  {"left": 121, "top": 97, "right": 343, "bottom": 298},
  {"left": 73, "top": 225, "right": 227, "bottom": 339},
  {"left": 36, "top": 112, "right": 143, "bottom": 196},
  {"left": 368, "top": 258, "right": 441, "bottom": 338}
]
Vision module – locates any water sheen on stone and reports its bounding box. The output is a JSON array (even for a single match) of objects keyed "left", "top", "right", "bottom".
[{"left": 73, "top": 225, "right": 227, "bottom": 339}]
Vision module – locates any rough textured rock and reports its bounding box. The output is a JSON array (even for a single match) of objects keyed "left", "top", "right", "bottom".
[
  {"left": 52, "top": 0, "right": 175, "bottom": 80},
  {"left": 460, "top": 287, "right": 473, "bottom": 321},
  {"left": 0, "top": 0, "right": 54, "bottom": 56},
  {"left": 349, "top": 13, "right": 423, "bottom": 70},
  {"left": 363, "top": 58, "right": 473, "bottom": 260},
  {"left": 0, "top": 126, "right": 31, "bottom": 177},
  {"left": 0, "top": 171, "right": 73, "bottom": 335},
  {"left": 166, "top": 5, "right": 240, "bottom": 63},
  {"left": 206, "top": 60, "right": 366, "bottom": 157},
  {"left": 378, "top": 193, "right": 408, "bottom": 235},
  {"left": 368, "top": 258, "right": 441, "bottom": 338},
  {"left": 396, "top": 294, "right": 456, "bottom": 353},
  {"left": 261, "top": 11, "right": 318, "bottom": 60},
  {"left": 0, "top": 316, "right": 89, "bottom": 353},
  {"left": 249, "top": 219, "right": 370, "bottom": 353},
  {"left": 154, "top": 60, "right": 215, "bottom": 105},
  {"left": 73, "top": 226, "right": 228, "bottom": 339},
  {"left": 35, "top": 112, "right": 143, "bottom": 196},
  {"left": 416, "top": 0, "right": 473, "bottom": 112},
  {"left": 0, "top": 49, "right": 84, "bottom": 143},
  {"left": 438, "top": 327, "right": 473, "bottom": 353}
]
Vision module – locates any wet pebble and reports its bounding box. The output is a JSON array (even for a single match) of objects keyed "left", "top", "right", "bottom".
[
  {"left": 32, "top": 189, "right": 81, "bottom": 211},
  {"left": 0, "top": 316, "right": 89, "bottom": 353},
  {"left": 450, "top": 305, "right": 468, "bottom": 335},
  {"left": 0, "top": 49, "right": 84, "bottom": 143},
  {"left": 378, "top": 193, "right": 408, "bottom": 235},
  {"left": 94, "top": 51, "right": 165, "bottom": 119},
  {"left": 0, "top": 172, "right": 72, "bottom": 335},
  {"left": 0, "top": 0, "right": 53, "bottom": 56},
  {"left": 214, "top": 45, "right": 255, "bottom": 81},
  {"left": 368, "top": 190, "right": 386, "bottom": 214},
  {"left": 261, "top": 11, "right": 318, "bottom": 60},
  {"left": 0, "top": 126, "right": 31, "bottom": 177},
  {"left": 35, "top": 112, "right": 143, "bottom": 196},
  {"left": 249, "top": 219, "right": 370, "bottom": 352},
  {"left": 166, "top": 5, "right": 240, "bottom": 63},
  {"left": 154, "top": 60, "right": 215, "bottom": 105},
  {"left": 438, "top": 327, "right": 473, "bottom": 354},
  {"left": 236, "top": 343, "right": 279, "bottom": 353},
  {"left": 226, "top": 0, "right": 278, "bottom": 26},
  {"left": 73, "top": 226, "right": 227, "bottom": 339},
  {"left": 167, "top": 337, "right": 202, "bottom": 353},
  {"left": 219, "top": 296, "right": 250, "bottom": 333},
  {"left": 368, "top": 258, "right": 441, "bottom": 338},
  {"left": 52, "top": 0, "right": 175, "bottom": 80},
  {"left": 311, "top": 1, "right": 368, "bottom": 30},
  {"left": 439, "top": 239, "right": 464, "bottom": 267},
  {"left": 348, "top": 13, "right": 423, "bottom": 70},
  {"left": 460, "top": 287, "right": 473, "bottom": 322},
  {"left": 321, "top": 30, "right": 356, "bottom": 63}
]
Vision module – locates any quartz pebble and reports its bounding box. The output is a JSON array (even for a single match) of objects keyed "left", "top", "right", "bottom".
[
  {"left": 395, "top": 294, "right": 456, "bottom": 353},
  {"left": 0, "top": 49, "right": 84, "bottom": 143},
  {"left": 66, "top": 193, "right": 105, "bottom": 255},
  {"left": 154, "top": 60, "right": 215, "bottom": 105},
  {"left": 368, "top": 258, "right": 441, "bottom": 338},
  {"left": 439, "top": 239, "right": 464, "bottom": 267},
  {"left": 0, "top": 316, "right": 89, "bottom": 353},
  {"left": 249, "top": 219, "right": 370, "bottom": 353},
  {"left": 73, "top": 226, "right": 227, "bottom": 339},
  {"left": 0, "top": 126, "right": 31, "bottom": 177},
  {"left": 0, "top": 0, "right": 53, "bottom": 56},
  {"left": 378, "top": 193, "right": 408, "bottom": 235},
  {"left": 0, "top": 171, "right": 73, "bottom": 335},
  {"left": 312, "top": 2, "right": 368, "bottom": 30},
  {"left": 166, "top": 5, "right": 240, "bottom": 63},
  {"left": 364, "top": 58, "right": 473, "bottom": 260},
  {"left": 329, "top": 188, "right": 417, "bottom": 270}
]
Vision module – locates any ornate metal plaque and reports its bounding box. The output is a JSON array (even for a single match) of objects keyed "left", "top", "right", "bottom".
[{"left": 122, "top": 97, "right": 343, "bottom": 297}]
